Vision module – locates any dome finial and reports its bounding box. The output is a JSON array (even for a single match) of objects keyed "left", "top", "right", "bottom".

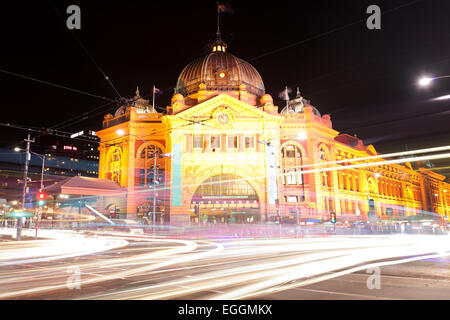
[
  {"left": 212, "top": 2, "right": 227, "bottom": 52},
  {"left": 296, "top": 87, "right": 300, "bottom": 98},
  {"left": 135, "top": 86, "right": 141, "bottom": 98}
]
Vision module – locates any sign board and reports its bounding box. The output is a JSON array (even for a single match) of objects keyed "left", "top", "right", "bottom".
[
  {"left": 70, "top": 131, "right": 84, "bottom": 139},
  {"left": 266, "top": 143, "right": 278, "bottom": 205},
  {"left": 6, "top": 211, "right": 34, "bottom": 219}
]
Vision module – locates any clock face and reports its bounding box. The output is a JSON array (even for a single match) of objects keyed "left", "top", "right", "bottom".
[{"left": 217, "top": 113, "right": 230, "bottom": 125}]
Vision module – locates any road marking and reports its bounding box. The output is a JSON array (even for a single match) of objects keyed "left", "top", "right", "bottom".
[{"left": 289, "top": 287, "right": 393, "bottom": 300}]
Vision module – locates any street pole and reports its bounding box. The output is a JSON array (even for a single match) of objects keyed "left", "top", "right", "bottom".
[
  {"left": 40, "top": 155, "right": 45, "bottom": 191},
  {"left": 152, "top": 145, "right": 157, "bottom": 237},
  {"left": 35, "top": 154, "right": 44, "bottom": 240},
  {"left": 18, "top": 134, "right": 34, "bottom": 241},
  {"left": 196, "top": 204, "right": 200, "bottom": 226}
]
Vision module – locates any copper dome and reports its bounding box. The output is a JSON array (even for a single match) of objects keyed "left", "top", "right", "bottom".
[{"left": 175, "top": 51, "right": 265, "bottom": 98}]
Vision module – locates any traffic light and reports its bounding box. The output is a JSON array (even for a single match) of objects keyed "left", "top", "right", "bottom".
[
  {"left": 36, "top": 192, "right": 47, "bottom": 206},
  {"left": 330, "top": 211, "right": 336, "bottom": 224},
  {"left": 275, "top": 215, "right": 281, "bottom": 224}
]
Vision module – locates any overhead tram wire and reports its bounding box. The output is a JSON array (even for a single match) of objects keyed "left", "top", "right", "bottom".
[
  {"left": 47, "top": 86, "right": 168, "bottom": 132},
  {"left": 244, "top": 0, "right": 425, "bottom": 65},
  {"left": 35, "top": 0, "right": 422, "bottom": 132},
  {"left": 0, "top": 123, "right": 101, "bottom": 145},
  {"left": 122, "top": 0, "right": 426, "bottom": 125},
  {"left": 10, "top": 1, "right": 425, "bottom": 137},
  {"left": 0, "top": 68, "right": 114, "bottom": 103},
  {"left": 48, "top": 100, "right": 117, "bottom": 131},
  {"left": 47, "top": 0, "right": 123, "bottom": 100}
]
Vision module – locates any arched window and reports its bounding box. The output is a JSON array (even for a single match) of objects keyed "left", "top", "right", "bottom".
[
  {"left": 139, "top": 144, "right": 164, "bottom": 186},
  {"left": 281, "top": 145, "right": 304, "bottom": 186},
  {"left": 281, "top": 145, "right": 302, "bottom": 159},
  {"left": 108, "top": 148, "right": 122, "bottom": 184},
  {"left": 318, "top": 145, "right": 330, "bottom": 161}
]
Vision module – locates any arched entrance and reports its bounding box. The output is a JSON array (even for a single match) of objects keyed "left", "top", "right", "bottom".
[
  {"left": 190, "top": 174, "right": 260, "bottom": 224},
  {"left": 105, "top": 203, "right": 121, "bottom": 219}
]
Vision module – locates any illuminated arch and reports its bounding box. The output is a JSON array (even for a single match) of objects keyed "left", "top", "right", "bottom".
[
  {"left": 318, "top": 143, "right": 331, "bottom": 161},
  {"left": 136, "top": 141, "right": 166, "bottom": 158},
  {"left": 185, "top": 165, "right": 265, "bottom": 206},
  {"left": 279, "top": 140, "right": 306, "bottom": 158}
]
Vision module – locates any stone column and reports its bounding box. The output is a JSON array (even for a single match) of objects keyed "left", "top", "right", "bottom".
[{"left": 125, "top": 136, "right": 137, "bottom": 220}]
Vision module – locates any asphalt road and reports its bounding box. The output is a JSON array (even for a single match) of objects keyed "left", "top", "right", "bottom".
[{"left": 0, "top": 231, "right": 449, "bottom": 300}]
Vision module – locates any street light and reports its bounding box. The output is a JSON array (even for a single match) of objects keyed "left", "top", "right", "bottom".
[
  {"left": 418, "top": 75, "right": 450, "bottom": 87},
  {"left": 418, "top": 77, "right": 433, "bottom": 87},
  {"left": 15, "top": 148, "right": 46, "bottom": 191}
]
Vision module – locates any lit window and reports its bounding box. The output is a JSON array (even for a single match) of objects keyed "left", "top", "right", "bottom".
[
  {"left": 283, "top": 169, "right": 302, "bottom": 186},
  {"left": 227, "top": 135, "right": 238, "bottom": 149},
  {"left": 287, "top": 196, "right": 298, "bottom": 203},
  {"left": 193, "top": 135, "right": 203, "bottom": 149},
  {"left": 219, "top": 72, "right": 226, "bottom": 78},
  {"left": 285, "top": 170, "right": 297, "bottom": 185},
  {"left": 210, "top": 135, "right": 221, "bottom": 149},
  {"left": 244, "top": 136, "right": 254, "bottom": 148}
]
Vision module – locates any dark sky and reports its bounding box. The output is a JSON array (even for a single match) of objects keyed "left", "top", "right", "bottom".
[{"left": 1, "top": 0, "right": 449, "bottom": 177}]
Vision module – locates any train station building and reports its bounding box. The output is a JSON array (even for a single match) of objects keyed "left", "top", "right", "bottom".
[{"left": 96, "top": 33, "right": 450, "bottom": 224}]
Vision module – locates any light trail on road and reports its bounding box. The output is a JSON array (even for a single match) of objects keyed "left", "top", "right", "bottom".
[{"left": 0, "top": 232, "right": 448, "bottom": 300}]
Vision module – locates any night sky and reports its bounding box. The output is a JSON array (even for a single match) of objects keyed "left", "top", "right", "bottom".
[{"left": 1, "top": 0, "right": 449, "bottom": 177}]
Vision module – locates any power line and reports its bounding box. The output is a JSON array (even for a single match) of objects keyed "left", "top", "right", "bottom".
[
  {"left": 0, "top": 123, "right": 99, "bottom": 144},
  {"left": 0, "top": 68, "right": 114, "bottom": 102},
  {"left": 47, "top": 85, "right": 169, "bottom": 132},
  {"left": 47, "top": 0, "right": 123, "bottom": 99},
  {"left": 0, "top": 1, "right": 427, "bottom": 137},
  {"left": 246, "top": 0, "right": 425, "bottom": 64}
]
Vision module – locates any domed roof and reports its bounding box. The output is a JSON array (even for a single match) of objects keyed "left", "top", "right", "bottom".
[
  {"left": 280, "top": 88, "right": 321, "bottom": 117},
  {"left": 175, "top": 48, "right": 265, "bottom": 98}
]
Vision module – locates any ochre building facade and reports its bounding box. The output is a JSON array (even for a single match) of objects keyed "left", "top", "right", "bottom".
[{"left": 97, "top": 38, "right": 450, "bottom": 224}]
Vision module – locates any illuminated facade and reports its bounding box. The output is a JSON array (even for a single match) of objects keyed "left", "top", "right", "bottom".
[{"left": 97, "top": 35, "right": 450, "bottom": 224}]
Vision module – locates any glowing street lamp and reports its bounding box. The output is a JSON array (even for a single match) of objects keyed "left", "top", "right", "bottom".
[
  {"left": 418, "top": 75, "right": 450, "bottom": 87},
  {"left": 418, "top": 77, "right": 433, "bottom": 87}
]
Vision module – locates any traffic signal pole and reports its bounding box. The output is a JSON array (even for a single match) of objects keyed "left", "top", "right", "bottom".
[{"left": 18, "top": 134, "right": 34, "bottom": 241}]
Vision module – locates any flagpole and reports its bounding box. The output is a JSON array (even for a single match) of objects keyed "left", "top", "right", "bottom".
[
  {"left": 217, "top": 2, "right": 220, "bottom": 36},
  {"left": 153, "top": 85, "right": 155, "bottom": 111},
  {"left": 285, "top": 86, "right": 289, "bottom": 109}
]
